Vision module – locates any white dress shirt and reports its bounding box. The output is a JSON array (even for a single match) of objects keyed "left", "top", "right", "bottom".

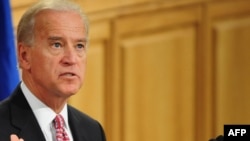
[{"left": 21, "top": 82, "right": 74, "bottom": 141}]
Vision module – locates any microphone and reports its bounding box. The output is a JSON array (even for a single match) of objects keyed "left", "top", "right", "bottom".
[{"left": 209, "top": 135, "right": 224, "bottom": 141}]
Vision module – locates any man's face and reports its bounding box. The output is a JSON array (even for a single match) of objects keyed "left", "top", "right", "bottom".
[{"left": 24, "top": 10, "right": 87, "bottom": 98}]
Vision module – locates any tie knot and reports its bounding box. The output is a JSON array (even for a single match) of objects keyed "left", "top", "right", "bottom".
[{"left": 53, "top": 114, "right": 65, "bottom": 129}]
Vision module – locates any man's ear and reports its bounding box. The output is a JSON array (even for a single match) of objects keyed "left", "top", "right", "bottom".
[{"left": 18, "top": 42, "right": 31, "bottom": 70}]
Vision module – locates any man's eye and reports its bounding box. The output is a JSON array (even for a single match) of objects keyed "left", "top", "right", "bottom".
[
  {"left": 53, "top": 42, "right": 62, "bottom": 48},
  {"left": 76, "top": 44, "right": 85, "bottom": 49}
]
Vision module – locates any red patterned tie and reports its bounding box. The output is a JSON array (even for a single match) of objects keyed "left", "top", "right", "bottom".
[{"left": 53, "top": 114, "right": 70, "bottom": 141}]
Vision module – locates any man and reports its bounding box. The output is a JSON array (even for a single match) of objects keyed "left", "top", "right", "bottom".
[{"left": 0, "top": 0, "right": 106, "bottom": 141}]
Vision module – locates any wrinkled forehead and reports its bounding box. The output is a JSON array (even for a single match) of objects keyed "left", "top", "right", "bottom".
[
  {"left": 34, "top": 9, "right": 86, "bottom": 33},
  {"left": 31, "top": 10, "right": 87, "bottom": 43}
]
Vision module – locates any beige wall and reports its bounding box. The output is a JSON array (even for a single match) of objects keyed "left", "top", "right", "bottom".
[{"left": 11, "top": 0, "right": 250, "bottom": 141}]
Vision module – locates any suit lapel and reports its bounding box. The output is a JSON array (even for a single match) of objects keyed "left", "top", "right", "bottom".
[
  {"left": 10, "top": 85, "right": 46, "bottom": 141},
  {"left": 68, "top": 106, "right": 88, "bottom": 141}
]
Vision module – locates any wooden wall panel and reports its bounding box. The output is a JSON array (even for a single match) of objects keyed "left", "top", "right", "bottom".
[
  {"left": 112, "top": 6, "right": 201, "bottom": 141},
  {"left": 214, "top": 16, "right": 250, "bottom": 134},
  {"left": 75, "top": 0, "right": 151, "bottom": 13},
  {"left": 121, "top": 26, "right": 196, "bottom": 141},
  {"left": 75, "top": 0, "right": 205, "bottom": 13},
  {"left": 207, "top": 0, "right": 250, "bottom": 138}
]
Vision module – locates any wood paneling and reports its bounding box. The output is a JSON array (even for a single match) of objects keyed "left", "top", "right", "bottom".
[
  {"left": 112, "top": 6, "right": 201, "bottom": 141},
  {"left": 214, "top": 16, "right": 250, "bottom": 134},
  {"left": 205, "top": 0, "right": 250, "bottom": 138},
  {"left": 75, "top": 0, "right": 206, "bottom": 13},
  {"left": 121, "top": 26, "right": 196, "bottom": 141}
]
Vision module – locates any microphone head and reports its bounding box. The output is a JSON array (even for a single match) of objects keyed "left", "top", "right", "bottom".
[
  {"left": 216, "top": 135, "right": 224, "bottom": 141},
  {"left": 209, "top": 135, "right": 224, "bottom": 141}
]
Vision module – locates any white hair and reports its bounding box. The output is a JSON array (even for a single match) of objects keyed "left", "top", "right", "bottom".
[{"left": 17, "top": 0, "right": 89, "bottom": 46}]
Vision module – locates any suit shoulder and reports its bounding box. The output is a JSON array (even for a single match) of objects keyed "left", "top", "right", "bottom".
[
  {"left": 67, "top": 105, "right": 106, "bottom": 141},
  {"left": 0, "top": 97, "right": 11, "bottom": 115},
  {"left": 67, "top": 105, "right": 99, "bottom": 123}
]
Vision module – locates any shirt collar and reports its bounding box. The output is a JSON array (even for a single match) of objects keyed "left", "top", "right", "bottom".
[{"left": 20, "top": 82, "right": 69, "bottom": 130}]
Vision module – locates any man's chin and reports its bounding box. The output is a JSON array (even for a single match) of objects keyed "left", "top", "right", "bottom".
[
  {"left": 59, "top": 85, "right": 81, "bottom": 96},
  {"left": 56, "top": 81, "right": 81, "bottom": 94},
  {"left": 63, "top": 89, "right": 79, "bottom": 96}
]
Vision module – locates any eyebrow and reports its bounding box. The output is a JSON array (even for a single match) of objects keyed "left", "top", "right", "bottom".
[
  {"left": 76, "top": 38, "right": 87, "bottom": 43},
  {"left": 48, "top": 36, "right": 87, "bottom": 43},
  {"left": 48, "top": 36, "right": 62, "bottom": 41}
]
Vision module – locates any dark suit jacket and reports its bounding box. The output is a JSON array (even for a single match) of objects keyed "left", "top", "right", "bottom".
[{"left": 0, "top": 84, "right": 106, "bottom": 141}]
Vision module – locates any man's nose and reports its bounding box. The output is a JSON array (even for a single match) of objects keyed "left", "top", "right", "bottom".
[{"left": 61, "top": 46, "right": 77, "bottom": 65}]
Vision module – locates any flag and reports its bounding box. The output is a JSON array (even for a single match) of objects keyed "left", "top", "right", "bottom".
[{"left": 0, "top": 0, "right": 20, "bottom": 101}]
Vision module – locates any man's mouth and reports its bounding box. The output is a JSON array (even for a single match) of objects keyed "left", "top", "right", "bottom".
[{"left": 60, "top": 72, "right": 77, "bottom": 78}]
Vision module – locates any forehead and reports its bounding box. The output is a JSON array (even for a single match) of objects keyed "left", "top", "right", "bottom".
[{"left": 34, "top": 9, "right": 86, "bottom": 36}]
